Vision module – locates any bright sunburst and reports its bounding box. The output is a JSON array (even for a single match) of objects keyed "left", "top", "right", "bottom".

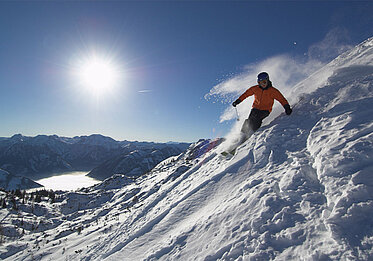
[{"left": 74, "top": 53, "right": 121, "bottom": 97}]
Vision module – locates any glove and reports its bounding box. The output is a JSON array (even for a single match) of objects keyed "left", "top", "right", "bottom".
[
  {"left": 232, "top": 99, "right": 241, "bottom": 107},
  {"left": 284, "top": 104, "right": 292, "bottom": 115}
]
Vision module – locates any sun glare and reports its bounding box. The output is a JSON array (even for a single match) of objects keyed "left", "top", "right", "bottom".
[{"left": 75, "top": 54, "right": 121, "bottom": 97}]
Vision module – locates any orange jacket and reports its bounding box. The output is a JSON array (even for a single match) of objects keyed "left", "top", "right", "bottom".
[{"left": 238, "top": 85, "right": 289, "bottom": 112}]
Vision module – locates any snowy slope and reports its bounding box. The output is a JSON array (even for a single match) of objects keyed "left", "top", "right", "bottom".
[
  {"left": 1, "top": 37, "right": 373, "bottom": 260},
  {"left": 0, "top": 169, "right": 42, "bottom": 190}
]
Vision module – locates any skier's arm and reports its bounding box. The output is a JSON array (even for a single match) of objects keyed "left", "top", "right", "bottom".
[
  {"left": 273, "top": 88, "right": 292, "bottom": 115},
  {"left": 232, "top": 87, "right": 254, "bottom": 107}
]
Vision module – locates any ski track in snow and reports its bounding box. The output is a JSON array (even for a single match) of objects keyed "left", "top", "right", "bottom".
[{"left": 1, "top": 37, "right": 373, "bottom": 261}]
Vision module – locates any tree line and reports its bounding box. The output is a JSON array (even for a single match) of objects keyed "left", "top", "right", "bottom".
[{"left": 0, "top": 188, "right": 58, "bottom": 211}]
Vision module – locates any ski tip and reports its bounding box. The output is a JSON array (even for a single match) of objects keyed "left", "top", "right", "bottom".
[
  {"left": 221, "top": 151, "right": 229, "bottom": 157},
  {"left": 221, "top": 150, "right": 236, "bottom": 157}
]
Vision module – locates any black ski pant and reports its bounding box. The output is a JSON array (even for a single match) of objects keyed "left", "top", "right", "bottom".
[{"left": 241, "top": 108, "right": 270, "bottom": 134}]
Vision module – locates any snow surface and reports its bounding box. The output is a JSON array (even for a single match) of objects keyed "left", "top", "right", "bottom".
[
  {"left": 0, "top": 169, "right": 41, "bottom": 190},
  {"left": 1, "top": 37, "right": 373, "bottom": 260}
]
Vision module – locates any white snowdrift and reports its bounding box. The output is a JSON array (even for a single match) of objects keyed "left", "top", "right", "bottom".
[{"left": 2, "top": 37, "right": 373, "bottom": 261}]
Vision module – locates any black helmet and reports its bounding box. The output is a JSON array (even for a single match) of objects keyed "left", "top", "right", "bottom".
[{"left": 257, "top": 72, "right": 269, "bottom": 82}]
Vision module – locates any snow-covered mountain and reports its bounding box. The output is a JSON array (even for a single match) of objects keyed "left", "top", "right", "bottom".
[
  {"left": 1, "top": 37, "right": 373, "bottom": 260},
  {"left": 0, "top": 134, "right": 118, "bottom": 178},
  {"left": 87, "top": 144, "right": 192, "bottom": 180},
  {"left": 0, "top": 134, "right": 189, "bottom": 179},
  {"left": 0, "top": 169, "right": 42, "bottom": 191}
]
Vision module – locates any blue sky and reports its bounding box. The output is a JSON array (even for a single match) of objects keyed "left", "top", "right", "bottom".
[{"left": 0, "top": 1, "right": 372, "bottom": 142}]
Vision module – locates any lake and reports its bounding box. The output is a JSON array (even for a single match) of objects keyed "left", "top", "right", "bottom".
[{"left": 36, "top": 171, "right": 100, "bottom": 191}]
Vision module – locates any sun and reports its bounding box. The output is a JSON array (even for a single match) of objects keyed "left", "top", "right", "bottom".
[{"left": 75, "top": 54, "right": 121, "bottom": 96}]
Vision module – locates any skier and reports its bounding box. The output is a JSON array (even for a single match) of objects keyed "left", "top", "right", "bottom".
[{"left": 225, "top": 72, "right": 292, "bottom": 154}]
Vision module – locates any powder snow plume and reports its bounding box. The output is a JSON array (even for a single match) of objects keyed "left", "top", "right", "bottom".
[
  {"left": 204, "top": 55, "right": 324, "bottom": 152},
  {"left": 204, "top": 32, "right": 354, "bottom": 150},
  {"left": 204, "top": 55, "right": 323, "bottom": 124}
]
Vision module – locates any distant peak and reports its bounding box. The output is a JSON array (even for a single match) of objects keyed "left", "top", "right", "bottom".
[{"left": 10, "top": 134, "right": 25, "bottom": 141}]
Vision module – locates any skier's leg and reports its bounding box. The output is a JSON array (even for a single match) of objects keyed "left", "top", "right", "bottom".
[
  {"left": 240, "top": 119, "right": 250, "bottom": 134},
  {"left": 237, "top": 117, "right": 251, "bottom": 142},
  {"left": 224, "top": 109, "right": 270, "bottom": 156},
  {"left": 248, "top": 109, "right": 270, "bottom": 132},
  {"left": 248, "top": 109, "right": 261, "bottom": 132},
  {"left": 224, "top": 118, "right": 250, "bottom": 154}
]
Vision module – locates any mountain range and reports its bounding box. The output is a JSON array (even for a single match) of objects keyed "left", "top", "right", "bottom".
[{"left": 0, "top": 134, "right": 189, "bottom": 188}]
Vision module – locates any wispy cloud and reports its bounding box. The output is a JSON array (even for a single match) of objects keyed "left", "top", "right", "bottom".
[
  {"left": 308, "top": 27, "right": 353, "bottom": 62},
  {"left": 138, "top": 89, "right": 152, "bottom": 93}
]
